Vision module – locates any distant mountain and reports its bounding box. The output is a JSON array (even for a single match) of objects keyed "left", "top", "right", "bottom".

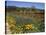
[
  {"left": 6, "top": 6, "right": 44, "bottom": 13},
  {"left": 6, "top": 6, "right": 16, "bottom": 9}
]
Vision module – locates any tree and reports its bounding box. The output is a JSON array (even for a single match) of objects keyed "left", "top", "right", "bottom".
[{"left": 31, "top": 5, "right": 37, "bottom": 13}]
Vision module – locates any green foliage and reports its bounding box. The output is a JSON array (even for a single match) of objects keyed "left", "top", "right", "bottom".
[{"left": 6, "top": 7, "right": 45, "bottom": 34}]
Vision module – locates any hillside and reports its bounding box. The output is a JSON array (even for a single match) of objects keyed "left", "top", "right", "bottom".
[{"left": 6, "top": 6, "right": 45, "bottom": 34}]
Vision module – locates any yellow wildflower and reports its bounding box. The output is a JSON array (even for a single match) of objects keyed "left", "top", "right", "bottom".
[{"left": 25, "top": 24, "right": 32, "bottom": 30}]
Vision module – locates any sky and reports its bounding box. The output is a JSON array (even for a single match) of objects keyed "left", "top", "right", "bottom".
[{"left": 6, "top": 1, "right": 45, "bottom": 9}]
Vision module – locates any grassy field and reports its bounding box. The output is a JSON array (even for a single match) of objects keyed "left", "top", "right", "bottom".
[{"left": 6, "top": 7, "right": 45, "bottom": 34}]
